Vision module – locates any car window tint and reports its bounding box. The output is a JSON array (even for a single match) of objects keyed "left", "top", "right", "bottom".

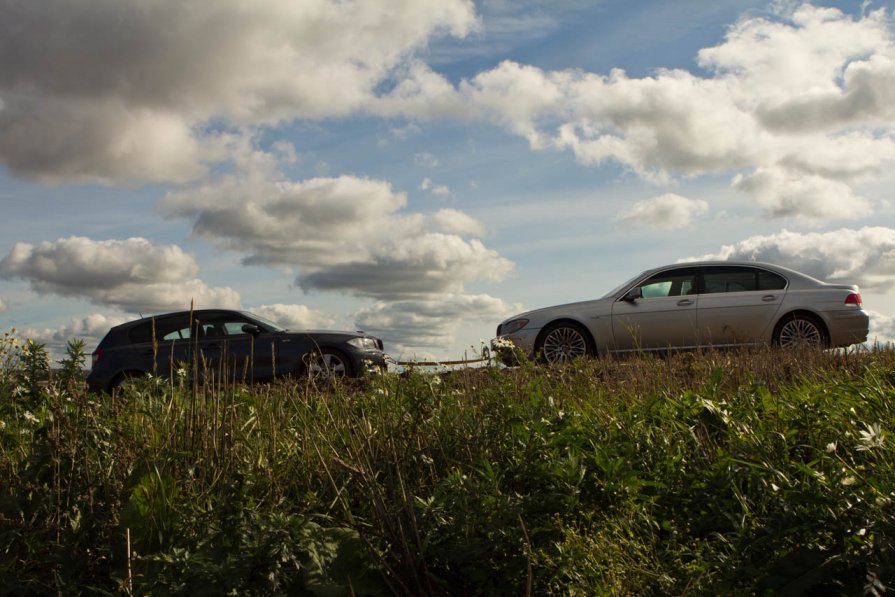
[
  {"left": 129, "top": 318, "right": 192, "bottom": 343},
  {"left": 198, "top": 319, "right": 252, "bottom": 337},
  {"left": 639, "top": 268, "right": 698, "bottom": 298},
  {"left": 702, "top": 266, "right": 788, "bottom": 294},
  {"left": 703, "top": 266, "right": 758, "bottom": 293},
  {"left": 223, "top": 321, "right": 251, "bottom": 335},
  {"left": 758, "top": 270, "right": 787, "bottom": 290}
]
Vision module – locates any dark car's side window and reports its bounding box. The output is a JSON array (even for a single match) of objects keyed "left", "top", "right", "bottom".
[
  {"left": 640, "top": 268, "right": 699, "bottom": 298},
  {"left": 130, "top": 318, "right": 193, "bottom": 344},
  {"left": 198, "top": 318, "right": 255, "bottom": 338},
  {"left": 702, "top": 266, "right": 787, "bottom": 294}
]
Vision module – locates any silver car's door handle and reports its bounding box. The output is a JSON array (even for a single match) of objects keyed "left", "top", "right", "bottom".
[
  {"left": 677, "top": 299, "right": 694, "bottom": 306},
  {"left": 762, "top": 295, "right": 777, "bottom": 302}
]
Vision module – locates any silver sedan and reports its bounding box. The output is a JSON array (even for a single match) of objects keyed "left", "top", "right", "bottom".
[{"left": 493, "top": 261, "right": 870, "bottom": 364}]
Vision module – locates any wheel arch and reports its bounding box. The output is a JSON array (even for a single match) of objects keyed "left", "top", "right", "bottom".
[
  {"left": 296, "top": 346, "right": 355, "bottom": 378},
  {"left": 534, "top": 318, "right": 598, "bottom": 357},
  {"left": 772, "top": 309, "right": 830, "bottom": 345}
]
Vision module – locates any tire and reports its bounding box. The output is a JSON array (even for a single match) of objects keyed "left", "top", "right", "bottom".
[
  {"left": 536, "top": 322, "right": 593, "bottom": 364},
  {"left": 774, "top": 314, "right": 828, "bottom": 348},
  {"left": 303, "top": 348, "right": 353, "bottom": 379},
  {"left": 109, "top": 371, "right": 145, "bottom": 396}
]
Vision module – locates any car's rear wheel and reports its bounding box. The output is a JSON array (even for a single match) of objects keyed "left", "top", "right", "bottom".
[
  {"left": 109, "top": 371, "right": 145, "bottom": 396},
  {"left": 537, "top": 322, "right": 592, "bottom": 364},
  {"left": 774, "top": 314, "right": 828, "bottom": 348},
  {"left": 303, "top": 348, "right": 353, "bottom": 379}
]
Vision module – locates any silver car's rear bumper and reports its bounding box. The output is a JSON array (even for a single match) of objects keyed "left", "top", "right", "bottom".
[{"left": 824, "top": 308, "right": 870, "bottom": 347}]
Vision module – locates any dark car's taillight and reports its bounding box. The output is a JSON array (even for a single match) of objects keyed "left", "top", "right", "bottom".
[
  {"left": 91, "top": 348, "right": 104, "bottom": 369},
  {"left": 845, "top": 293, "right": 862, "bottom": 305}
]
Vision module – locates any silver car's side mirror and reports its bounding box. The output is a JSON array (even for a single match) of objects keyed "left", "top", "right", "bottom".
[{"left": 622, "top": 287, "right": 642, "bottom": 302}]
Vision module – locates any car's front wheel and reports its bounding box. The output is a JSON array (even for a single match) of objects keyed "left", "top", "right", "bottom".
[
  {"left": 537, "top": 322, "right": 592, "bottom": 364},
  {"left": 774, "top": 314, "right": 828, "bottom": 348},
  {"left": 303, "top": 348, "right": 353, "bottom": 379}
]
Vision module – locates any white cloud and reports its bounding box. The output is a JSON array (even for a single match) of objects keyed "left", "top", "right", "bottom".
[
  {"left": 250, "top": 303, "right": 336, "bottom": 331},
  {"left": 866, "top": 310, "right": 895, "bottom": 346},
  {"left": 420, "top": 177, "right": 451, "bottom": 195},
  {"left": 0, "top": 237, "right": 240, "bottom": 312},
  {"left": 162, "top": 172, "right": 513, "bottom": 301},
  {"left": 432, "top": 208, "right": 487, "bottom": 237},
  {"left": 354, "top": 293, "right": 520, "bottom": 351},
  {"left": 732, "top": 167, "right": 873, "bottom": 221},
  {"left": 0, "top": 0, "right": 478, "bottom": 182},
  {"left": 19, "top": 313, "right": 133, "bottom": 359},
  {"left": 298, "top": 234, "right": 513, "bottom": 299},
  {"left": 691, "top": 227, "right": 895, "bottom": 291},
  {"left": 377, "top": 5, "right": 895, "bottom": 222},
  {"left": 616, "top": 193, "right": 708, "bottom": 229},
  {"left": 414, "top": 152, "right": 439, "bottom": 167}
]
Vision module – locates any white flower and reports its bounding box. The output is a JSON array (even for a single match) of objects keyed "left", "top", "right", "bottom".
[
  {"left": 857, "top": 423, "right": 885, "bottom": 451},
  {"left": 22, "top": 411, "right": 39, "bottom": 424},
  {"left": 841, "top": 476, "right": 857, "bottom": 486},
  {"left": 826, "top": 442, "right": 837, "bottom": 453}
]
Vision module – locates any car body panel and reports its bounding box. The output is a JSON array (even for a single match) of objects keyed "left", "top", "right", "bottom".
[
  {"left": 86, "top": 309, "right": 387, "bottom": 393},
  {"left": 494, "top": 261, "right": 870, "bottom": 362}
]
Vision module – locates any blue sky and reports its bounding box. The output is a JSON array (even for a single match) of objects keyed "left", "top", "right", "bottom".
[{"left": 2, "top": 0, "right": 894, "bottom": 360}]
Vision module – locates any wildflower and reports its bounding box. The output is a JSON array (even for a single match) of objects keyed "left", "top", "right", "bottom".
[
  {"left": 0, "top": 420, "right": 5, "bottom": 431},
  {"left": 826, "top": 442, "right": 837, "bottom": 453},
  {"left": 857, "top": 423, "right": 885, "bottom": 451},
  {"left": 22, "top": 411, "right": 39, "bottom": 424},
  {"left": 841, "top": 476, "right": 857, "bottom": 486}
]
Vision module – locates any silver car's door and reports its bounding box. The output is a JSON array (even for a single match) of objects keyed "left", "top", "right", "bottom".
[
  {"left": 696, "top": 266, "right": 787, "bottom": 346},
  {"left": 610, "top": 267, "right": 699, "bottom": 351}
]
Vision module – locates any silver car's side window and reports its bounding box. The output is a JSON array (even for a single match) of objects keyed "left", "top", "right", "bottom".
[
  {"left": 639, "top": 268, "right": 699, "bottom": 298},
  {"left": 702, "top": 266, "right": 787, "bottom": 294}
]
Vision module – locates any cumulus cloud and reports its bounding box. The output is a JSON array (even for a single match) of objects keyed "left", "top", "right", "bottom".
[
  {"left": 732, "top": 167, "right": 872, "bottom": 221},
  {"left": 866, "top": 310, "right": 895, "bottom": 346},
  {"left": 432, "top": 208, "right": 487, "bottom": 237},
  {"left": 420, "top": 177, "right": 451, "bottom": 195},
  {"left": 250, "top": 303, "right": 336, "bottom": 331},
  {"left": 690, "top": 227, "right": 895, "bottom": 291},
  {"left": 0, "top": 0, "right": 478, "bottom": 182},
  {"left": 0, "top": 236, "right": 241, "bottom": 311},
  {"left": 354, "top": 293, "right": 520, "bottom": 351},
  {"left": 162, "top": 173, "right": 513, "bottom": 300},
  {"left": 616, "top": 193, "right": 709, "bottom": 229},
  {"left": 19, "top": 313, "right": 133, "bottom": 359},
  {"left": 377, "top": 4, "right": 895, "bottom": 221}
]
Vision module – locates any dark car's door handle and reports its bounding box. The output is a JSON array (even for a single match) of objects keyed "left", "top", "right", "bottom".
[
  {"left": 762, "top": 295, "right": 778, "bottom": 302},
  {"left": 677, "top": 299, "right": 694, "bottom": 306}
]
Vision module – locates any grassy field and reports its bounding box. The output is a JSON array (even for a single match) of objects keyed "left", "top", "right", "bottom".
[{"left": 1, "top": 332, "right": 894, "bottom": 595}]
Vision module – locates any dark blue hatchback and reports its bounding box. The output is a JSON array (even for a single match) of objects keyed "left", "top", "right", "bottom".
[{"left": 86, "top": 309, "right": 387, "bottom": 393}]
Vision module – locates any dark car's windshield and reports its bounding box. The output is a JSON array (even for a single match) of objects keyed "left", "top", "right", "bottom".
[{"left": 242, "top": 311, "right": 287, "bottom": 332}]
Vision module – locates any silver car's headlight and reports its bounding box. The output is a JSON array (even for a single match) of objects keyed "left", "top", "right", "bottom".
[
  {"left": 500, "top": 318, "right": 529, "bottom": 335},
  {"left": 347, "top": 337, "right": 379, "bottom": 351}
]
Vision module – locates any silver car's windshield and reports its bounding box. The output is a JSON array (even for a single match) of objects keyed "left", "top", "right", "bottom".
[{"left": 600, "top": 271, "right": 646, "bottom": 299}]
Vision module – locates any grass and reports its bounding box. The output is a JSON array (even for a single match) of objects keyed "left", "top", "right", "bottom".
[{"left": 1, "top": 333, "right": 894, "bottom": 594}]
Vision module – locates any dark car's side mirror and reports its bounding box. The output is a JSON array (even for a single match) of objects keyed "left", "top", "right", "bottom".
[
  {"left": 622, "top": 287, "right": 642, "bottom": 303},
  {"left": 241, "top": 324, "right": 262, "bottom": 336}
]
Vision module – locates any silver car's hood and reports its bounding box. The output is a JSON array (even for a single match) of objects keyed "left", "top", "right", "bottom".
[{"left": 501, "top": 297, "right": 613, "bottom": 326}]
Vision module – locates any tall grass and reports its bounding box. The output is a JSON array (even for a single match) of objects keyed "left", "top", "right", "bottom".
[{"left": 1, "top": 337, "right": 894, "bottom": 594}]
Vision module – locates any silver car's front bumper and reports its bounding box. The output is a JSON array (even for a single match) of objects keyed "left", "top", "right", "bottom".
[{"left": 491, "top": 328, "right": 541, "bottom": 365}]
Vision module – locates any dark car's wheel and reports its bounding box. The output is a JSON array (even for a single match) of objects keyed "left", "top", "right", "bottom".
[
  {"left": 537, "top": 322, "right": 593, "bottom": 364},
  {"left": 109, "top": 371, "right": 146, "bottom": 396},
  {"left": 303, "top": 348, "right": 353, "bottom": 379},
  {"left": 774, "top": 314, "right": 828, "bottom": 348}
]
